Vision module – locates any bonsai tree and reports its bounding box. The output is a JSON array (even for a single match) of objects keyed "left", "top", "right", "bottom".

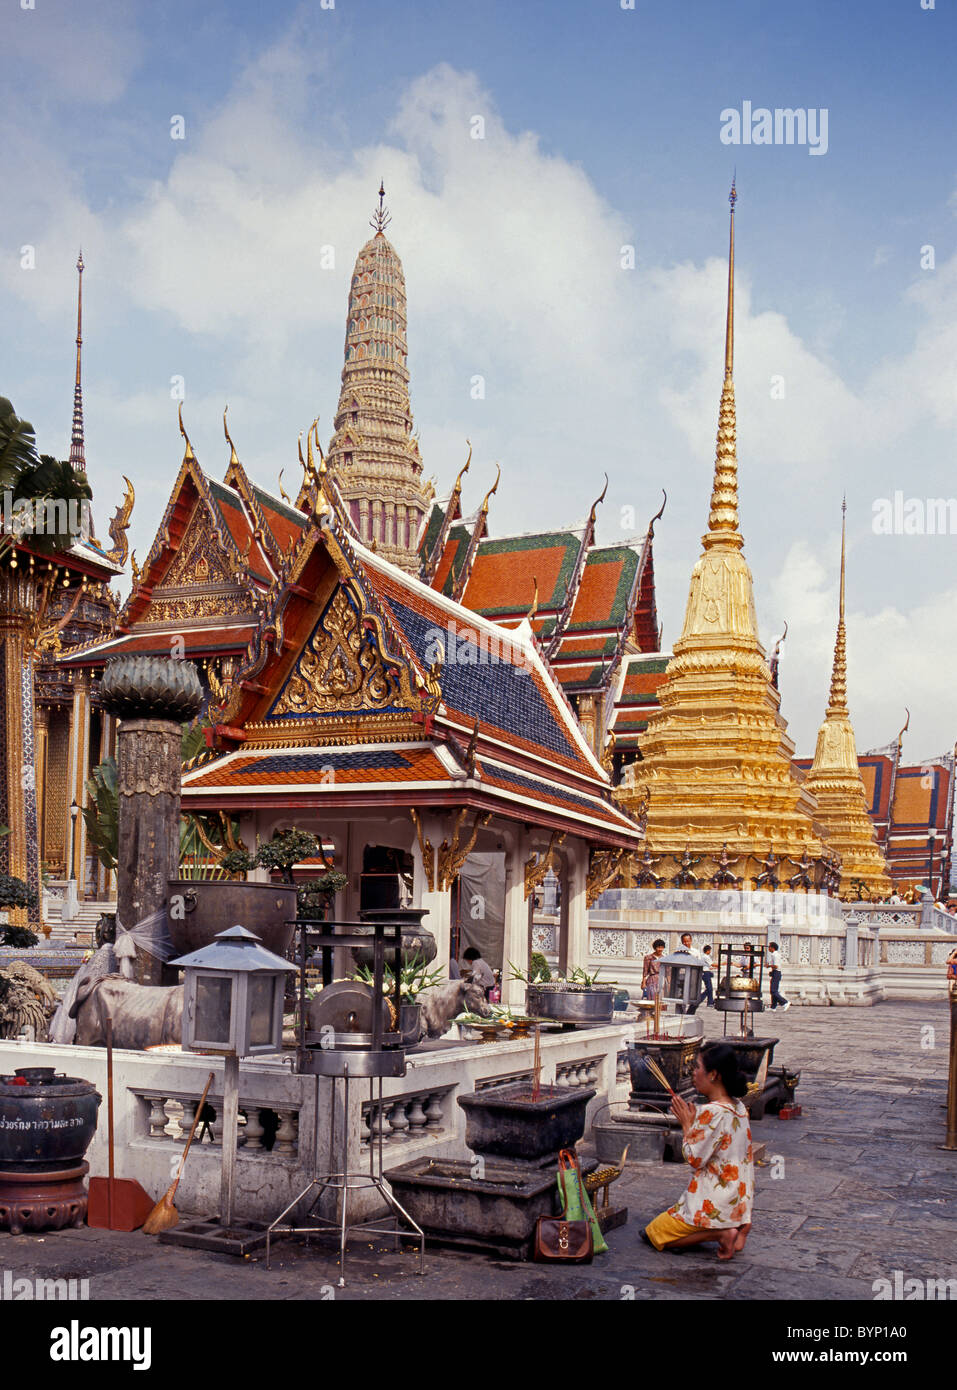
[
  {"left": 255, "top": 828, "right": 322, "bottom": 883},
  {"left": 297, "top": 872, "right": 347, "bottom": 920}
]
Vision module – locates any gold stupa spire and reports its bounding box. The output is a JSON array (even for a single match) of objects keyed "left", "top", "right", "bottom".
[
  {"left": 804, "top": 500, "right": 891, "bottom": 898},
  {"left": 617, "top": 184, "right": 824, "bottom": 873}
]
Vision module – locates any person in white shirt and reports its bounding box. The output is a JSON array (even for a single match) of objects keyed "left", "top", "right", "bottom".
[
  {"left": 767, "top": 941, "right": 790, "bottom": 1011},
  {"left": 677, "top": 933, "right": 708, "bottom": 1014}
]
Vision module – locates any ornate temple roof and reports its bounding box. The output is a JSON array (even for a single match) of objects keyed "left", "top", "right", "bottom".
[{"left": 183, "top": 493, "right": 644, "bottom": 846}]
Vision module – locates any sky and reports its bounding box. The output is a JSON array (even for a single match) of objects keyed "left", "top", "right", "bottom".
[{"left": 2, "top": 0, "right": 956, "bottom": 759}]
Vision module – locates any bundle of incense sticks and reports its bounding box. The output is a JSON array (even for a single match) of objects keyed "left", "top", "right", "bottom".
[{"left": 644, "top": 1055, "right": 679, "bottom": 1101}]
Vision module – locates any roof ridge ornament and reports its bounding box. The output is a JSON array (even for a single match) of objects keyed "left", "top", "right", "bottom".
[
  {"left": 178, "top": 402, "right": 195, "bottom": 462},
  {"left": 223, "top": 405, "right": 239, "bottom": 468}
]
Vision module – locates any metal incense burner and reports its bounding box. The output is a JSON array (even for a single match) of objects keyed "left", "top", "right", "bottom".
[
  {"left": 266, "top": 918, "right": 425, "bottom": 1285},
  {"left": 714, "top": 942, "right": 766, "bottom": 1035}
]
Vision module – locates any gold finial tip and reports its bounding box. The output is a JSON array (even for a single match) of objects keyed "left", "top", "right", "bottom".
[
  {"left": 729, "top": 176, "right": 737, "bottom": 212},
  {"left": 76, "top": 249, "right": 84, "bottom": 271}
]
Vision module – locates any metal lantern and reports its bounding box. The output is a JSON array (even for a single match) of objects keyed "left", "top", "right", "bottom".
[
  {"left": 658, "top": 949, "right": 704, "bottom": 1014},
  {"left": 714, "top": 942, "right": 765, "bottom": 1013},
  {"left": 172, "top": 924, "right": 295, "bottom": 1057}
]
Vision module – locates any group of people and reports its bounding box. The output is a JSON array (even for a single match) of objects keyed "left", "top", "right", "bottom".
[{"left": 640, "top": 933, "right": 791, "bottom": 1012}]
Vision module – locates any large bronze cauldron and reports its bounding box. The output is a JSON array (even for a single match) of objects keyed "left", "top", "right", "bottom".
[{"left": 167, "top": 880, "right": 298, "bottom": 958}]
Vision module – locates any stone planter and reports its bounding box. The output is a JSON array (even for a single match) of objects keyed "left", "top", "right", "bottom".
[
  {"left": 352, "top": 907, "right": 437, "bottom": 968},
  {"left": 384, "top": 1157, "right": 560, "bottom": 1260},
  {"left": 525, "top": 984, "right": 615, "bottom": 1025},
  {"left": 457, "top": 1082, "right": 595, "bottom": 1166},
  {"left": 167, "top": 880, "right": 297, "bottom": 960}
]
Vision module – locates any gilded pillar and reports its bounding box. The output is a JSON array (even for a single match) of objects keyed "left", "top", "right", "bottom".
[
  {"left": 65, "top": 671, "right": 91, "bottom": 899},
  {"left": 0, "top": 571, "right": 43, "bottom": 930}
]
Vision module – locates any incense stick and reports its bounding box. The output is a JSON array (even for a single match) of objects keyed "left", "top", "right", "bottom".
[
  {"left": 644, "top": 1055, "right": 679, "bottom": 1102},
  {"left": 532, "top": 1025, "right": 542, "bottom": 1102}
]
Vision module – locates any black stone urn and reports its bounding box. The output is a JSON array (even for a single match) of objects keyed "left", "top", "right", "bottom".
[
  {"left": 352, "top": 907, "right": 437, "bottom": 969},
  {"left": 0, "top": 1067, "right": 102, "bottom": 1234},
  {"left": 457, "top": 1082, "right": 595, "bottom": 1167},
  {"left": 722, "top": 1037, "right": 778, "bottom": 1084}
]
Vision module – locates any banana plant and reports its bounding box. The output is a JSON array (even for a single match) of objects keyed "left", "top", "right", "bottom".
[{"left": 82, "top": 757, "right": 119, "bottom": 872}]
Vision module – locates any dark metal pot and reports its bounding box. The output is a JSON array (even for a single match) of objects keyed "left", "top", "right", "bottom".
[
  {"left": 399, "top": 1003, "right": 422, "bottom": 1048},
  {"left": 627, "top": 1038, "right": 699, "bottom": 1108},
  {"left": 167, "top": 880, "right": 297, "bottom": 958},
  {"left": 457, "top": 1083, "right": 595, "bottom": 1166},
  {"left": 352, "top": 908, "right": 436, "bottom": 968},
  {"left": 0, "top": 1068, "right": 101, "bottom": 1173},
  {"left": 721, "top": 1037, "right": 778, "bottom": 1082},
  {"left": 525, "top": 984, "right": 615, "bottom": 1025}
]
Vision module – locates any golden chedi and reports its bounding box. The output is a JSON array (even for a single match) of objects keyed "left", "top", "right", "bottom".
[
  {"left": 802, "top": 503, "right": 891, "bottom": 899},
  {"left": 619, "top": 186, "right": 824, "bottom": 872}
]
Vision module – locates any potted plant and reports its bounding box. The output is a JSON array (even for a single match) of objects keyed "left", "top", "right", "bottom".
[
  {"left": 511, "top": 962, "right": 616, "bottom": 1025},
  {"left": 352, "top": 952, "right": 443, "bottom": 1046}
]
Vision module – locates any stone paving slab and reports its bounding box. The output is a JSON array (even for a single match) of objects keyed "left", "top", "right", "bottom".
[{"left": 0, "top": 1001, "right": 953, "bottom": 1302}]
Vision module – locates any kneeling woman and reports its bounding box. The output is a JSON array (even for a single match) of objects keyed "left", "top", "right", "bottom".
[{"left": 644, "top": 1042, "right": 754, "bottom": 1260}]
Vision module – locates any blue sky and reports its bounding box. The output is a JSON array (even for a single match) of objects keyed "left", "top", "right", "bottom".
[{"left": 2, "top": 0, "right": 956, "bottom": 756}]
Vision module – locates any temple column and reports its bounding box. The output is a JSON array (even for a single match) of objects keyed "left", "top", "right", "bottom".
[
  {"left": 35, "top": 705, "right": 49, "bottom": 888},
  {"left": 0, "top": 572, "right": 43, "bottom": 931},
  {"left": 564, "top": 839, "right": 589, "bottom": 974},
  {"left": 502, "top": 828, "right": 530, "bottom": 1009},
  {"left": 65, "top": 670, "right": 91, "bottom": 902},
  {"left": 412, "top": 812, "right": 451, "bottom": 977},
  {"left": 101, "top": 658, "right": 203, "bottom": 986}
]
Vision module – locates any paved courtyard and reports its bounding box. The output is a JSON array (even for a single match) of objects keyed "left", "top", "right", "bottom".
[{"left": 2, "top": 1000, "right": 954, "bottom": 1301}]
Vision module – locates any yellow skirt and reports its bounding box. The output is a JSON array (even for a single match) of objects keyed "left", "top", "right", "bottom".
[{"left": 644, "top": 1211, "right": 699, "bottom": 1250}]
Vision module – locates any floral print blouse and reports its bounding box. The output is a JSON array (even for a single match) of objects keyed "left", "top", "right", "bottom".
[{"left": 669, "top": 1098, "right": 754, "bottom": 1229}]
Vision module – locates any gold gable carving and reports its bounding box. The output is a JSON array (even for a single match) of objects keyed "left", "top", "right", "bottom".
[
  {"left": 144, "top": 507, "right": 252, "bottom": 624},
  {"left": 272, "top": 583, "right": 418, "bottom": 717}
]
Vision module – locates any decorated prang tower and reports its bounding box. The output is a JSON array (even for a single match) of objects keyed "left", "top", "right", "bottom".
[{"left": 324, "top": 186, "right": 432, "bottom": 573}]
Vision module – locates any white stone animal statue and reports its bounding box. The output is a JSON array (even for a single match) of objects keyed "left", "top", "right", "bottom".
[
  {"left": 416, "top": 979, "right": 491, "bottom": 1040},
  {"left": 68, "top": 974, "right": 184, "bottom": 1049}
]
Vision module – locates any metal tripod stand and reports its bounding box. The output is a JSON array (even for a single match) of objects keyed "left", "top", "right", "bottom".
[{"left": 265, "top": 1066, "right": 425, "bottom": 1287}]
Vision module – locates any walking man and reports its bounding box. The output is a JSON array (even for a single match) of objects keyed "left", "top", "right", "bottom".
[
  {"left": 699, "top": 944, "right": 715, "bottom": 1008},
  {"left": 767, "top": 941, "right": 790, "bottom": 1011}
]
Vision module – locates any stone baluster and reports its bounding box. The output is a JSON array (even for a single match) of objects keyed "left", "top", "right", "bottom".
[
  {"left": 178, "top": 1098, "right": 198, "bottom": 1143},
  {"left": 370, "top": 1103, "right": 389, "bottom": 1148},
  {"left": 388, "top": 1100, "right": 410, "bottom": 1144},
  {"left": 274, "top": 1109, "right": 298, "bottom": 1157},
  {"left": 360, "top": 1106, "right": 372, "bottom": 1147},
  {"left": 243, "top": 1105, "right": 265, "bottom": 1152},
  {"left": 424, "top": 1093, "right": 445, "bottom": 1131},
  {"left": 148, "top": 1096, "right": 169, "bottom": 1139},
  {"left": 209, "top": 1103, "right": 224, "bottom": 1148},
  {"left": 406, "top": 1095, "right": 428, "bottom": 1136}
]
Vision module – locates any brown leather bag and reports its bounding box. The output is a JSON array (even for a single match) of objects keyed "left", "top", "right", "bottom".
[
  {"left": 532, "top": 1215, "right": 594, "bottom": 1263},
  {"left": 532, "top": 1155, "right": 594, "bottom": 1263}
]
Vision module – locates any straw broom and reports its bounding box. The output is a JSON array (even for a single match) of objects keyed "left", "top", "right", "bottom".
[{"left": 143, "top": 1071, "right": 215, "bottom": 1235}]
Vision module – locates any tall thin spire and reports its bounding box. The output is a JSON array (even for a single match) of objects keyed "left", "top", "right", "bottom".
[
  {"left": 370, "top": 181, "right": 391, "bottom": 236},
  {"left": 69, "top": 250, "right": 86, "bottom": 471},
  {"left": 704, "top": 181, "right": 741, "bottom": 551},
  {"left": 827, "top": 497, "right": 849, "bottom": 714}
]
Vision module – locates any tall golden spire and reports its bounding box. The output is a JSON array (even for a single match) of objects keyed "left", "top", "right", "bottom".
[
  {"left": 827, "top": 497, "right": 848, "bottom": 714},
  {"left": 617, "top": 184, "right": 824, "bottom": 870},
  {"left": 705, "top": 180, "right": 742, "bottom": 552},
  {"left": 804, "top": 499, "right": 891, "bottom": 898}
]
